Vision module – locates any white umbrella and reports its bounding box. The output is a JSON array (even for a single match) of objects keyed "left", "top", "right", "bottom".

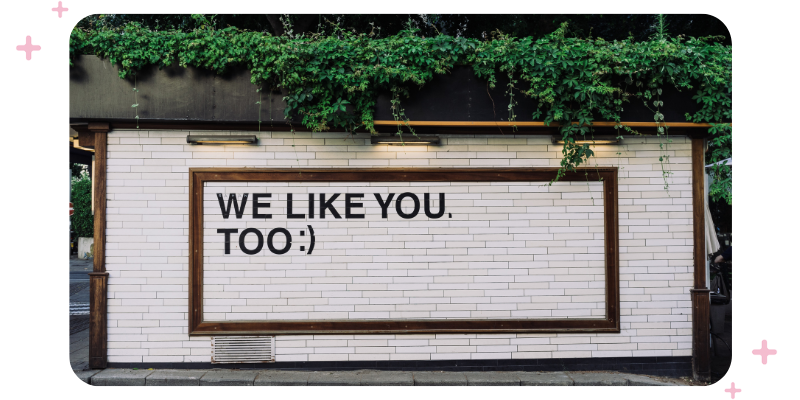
[
  {"left": 703, "top": 164, "right": 723, "bottom": 289},
  {"left": 706, "top": 158, "right": 731, "bottom": 168},
  {"left": 705, "top": 201, "right": 720, "bottom": 256},
  {"left": 704, "top": 157, "right": 728, "bottom": 254}
]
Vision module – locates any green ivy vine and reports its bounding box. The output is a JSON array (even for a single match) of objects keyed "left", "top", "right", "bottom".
[{"left": 69, "top": 19, "right": 732, "bottom": 203}]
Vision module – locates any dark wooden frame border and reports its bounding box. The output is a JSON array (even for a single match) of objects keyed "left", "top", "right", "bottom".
[{"left": 189, "top": 167, "right": 619, "bottom": 336}]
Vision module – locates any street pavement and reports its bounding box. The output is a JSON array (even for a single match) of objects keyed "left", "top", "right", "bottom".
[{"left": 69, "top": 256, "right": 92, "bottom": 371}]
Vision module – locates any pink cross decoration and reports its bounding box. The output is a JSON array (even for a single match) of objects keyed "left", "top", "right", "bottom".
[
  {"left": 725, "top": 382, "right": 741, "bottom": 399},
  {"left": 16, "top": 36, "right": 41, "bottom": 60},
  {"left": 52, "top": 2, "right": 68, "bottom": 18},
  {"left": 752, "top": 339, "right": 777, "bottom": 364}
]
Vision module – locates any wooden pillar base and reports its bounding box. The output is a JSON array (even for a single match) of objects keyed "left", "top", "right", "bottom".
[
  {"left": 691, "top": 288, "right": 711, "bottom": 382},
  {"left": 88, "top": 272, "right": 108, "bottom": 369}
]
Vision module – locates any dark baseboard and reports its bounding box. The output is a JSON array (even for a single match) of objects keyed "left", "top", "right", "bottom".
[{"left": 107, "top": 356, "right": 692, "bottom": 378}]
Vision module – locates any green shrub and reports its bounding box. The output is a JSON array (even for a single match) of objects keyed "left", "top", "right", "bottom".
[{"left": 71, "top": 173, "right": 93, "bottom": 238}]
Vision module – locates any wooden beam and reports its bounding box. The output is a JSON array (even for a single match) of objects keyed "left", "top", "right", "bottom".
[
  {"left": 693, "top": 138, "right": 708, "bottom": 290},
  {"left": 91, "top": 129, "right": 107, "bottom": 273},
  {"left": 67, "top": 120, "right": 711, "bottom": 138},
  {"left": 691, "top": 288, "right": 711, "bottom": 381},
  {"left": 77, "top": 132, "right": 95, "bottom": 148},
  {"left": 89, "top": 126, "right": 109, "bottom": 369},
  {"left": 691, "top": 137, "right": 711, "bottom": 382},
  {"left": 372, "top": 120, "right": 719, "bottom": 128},
  {"left": 88, "top": 122, "right": 110, "bottom": 132},
  {"left": 88, "top": 272, "right": 108, "bottom": 368}
]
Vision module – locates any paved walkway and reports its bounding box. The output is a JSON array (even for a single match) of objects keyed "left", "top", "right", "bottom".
[{"left": 74, "top": 369, "right": 692, "bottom": 386}]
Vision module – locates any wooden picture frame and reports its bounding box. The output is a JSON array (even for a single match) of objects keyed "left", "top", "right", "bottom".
[{"left": 189, "top": 168, "right": 619, "bottom": 335}]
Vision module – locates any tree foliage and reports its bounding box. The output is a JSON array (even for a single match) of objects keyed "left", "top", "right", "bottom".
[
  {"left": 76, "top": 14, "right": 731, "bottom": 45},
  {"left": 71, "top": 162, "right": 88, "bottom": 178},
  {"left": 71, "top": 173, "right": 93, "bottom": 238}
]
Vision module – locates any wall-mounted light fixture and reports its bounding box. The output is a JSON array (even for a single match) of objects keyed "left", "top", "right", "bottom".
[
  {"left": 370, "top": 134, "right": 440, "bottom": 145},
  {"left": 187, "top": 135, "right": 258, "bottom": 145},
  {"left": 552, "top": 136, "right": 621, "bottom": 145}
]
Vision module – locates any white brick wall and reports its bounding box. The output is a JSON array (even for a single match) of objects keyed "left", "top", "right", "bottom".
[
  {"left": 202, "top": 180, "right": 606, "bottom": 321},
  {"left": 105, "top": 130, "right": 694, "bottom": 363}
]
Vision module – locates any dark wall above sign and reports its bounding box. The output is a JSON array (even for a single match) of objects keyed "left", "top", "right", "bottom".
[
  {"left": 70, "top": 55, "right": 713, "bottom": 131},
  {"left": 372, "top": 66, "right": 703, "bottom": 123},
  {"left": 70, "top": 55, "right": 285, "bottom": 125}
]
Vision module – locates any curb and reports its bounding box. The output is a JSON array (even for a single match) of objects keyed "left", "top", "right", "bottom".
[{"left": 76, "top": 369, "right": 684, "bottom": 386}]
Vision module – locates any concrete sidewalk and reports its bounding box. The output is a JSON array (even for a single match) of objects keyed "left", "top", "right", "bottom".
[{"left": 74, "top": 368, "right": 691, "bottom": 386}]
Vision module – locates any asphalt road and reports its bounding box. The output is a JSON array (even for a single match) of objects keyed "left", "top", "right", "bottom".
[
  {"left": 70, "top": 256, "right": 92, "bottom": 370},
  {"left": 70, "top": 258, "right": 91, "bottom": 318},
  {"left": 70, "top": 271, "right": 91, "bottom": 281}
]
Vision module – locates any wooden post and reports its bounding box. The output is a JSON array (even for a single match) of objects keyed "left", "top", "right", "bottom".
[
  {"left": 88, "top": 123, "right": 109, "bottom": 369},
  {"left": 691, "top": 137, "right": 711, "bottom": 382}
]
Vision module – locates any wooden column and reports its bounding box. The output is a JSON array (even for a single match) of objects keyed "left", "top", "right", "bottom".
[
  {"left": 691, "top": 137, "right": 711, "bottom": 382},
  {"left": 88, "top": 123, "right": 109, "bottom": 369}
]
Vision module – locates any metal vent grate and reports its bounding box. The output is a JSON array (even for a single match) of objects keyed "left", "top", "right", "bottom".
[{"left": 212, "top": 336, "right": 275, "bottom": 364}]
